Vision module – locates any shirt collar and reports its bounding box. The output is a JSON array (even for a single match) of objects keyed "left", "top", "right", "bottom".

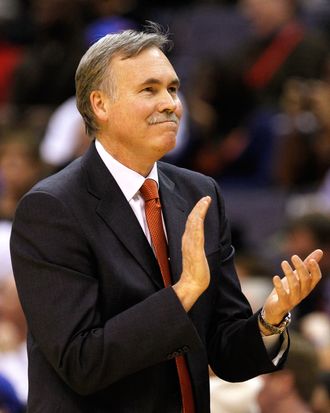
[{"left": 95, "top": 139, "right": 159, "bottom": 201}]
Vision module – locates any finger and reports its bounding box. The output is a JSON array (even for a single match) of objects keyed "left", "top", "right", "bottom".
[
  {"left": 272, "top": 275, "right": 290, "bottom": 306},
  {"left": 281, "top": 259, "right": 300, "bottom": 296},
  {"left": 291, "top": 255, "right": 312, "bottom": 297},
  {"left": 185, "top": 196, "right": 211, "bottom": 231},
  {"left": 192, "top": 196, "right": 212, "bottom": 221},
  {"left": 303, "top": 249, "right": 323, "bottom": 264},
  {"left": 183, "top": 196, "right": 211, "bottom": 249},
  {"left": 307, "top": 258, "right": 322, "bottom": 290}
]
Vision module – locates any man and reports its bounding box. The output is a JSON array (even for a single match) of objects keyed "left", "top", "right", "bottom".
[
  {"left": 10, "top": 25, "right": 323, "bottom": 412},
  {"left": 239, "top": 0, "right": 328, "bottom": 105},
  {"left": 0, "top": 276, "right": 28, "bottom": 405}
]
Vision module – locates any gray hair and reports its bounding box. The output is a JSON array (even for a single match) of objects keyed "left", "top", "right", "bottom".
[{"left": 75, "top": 23, "right": 171, "bottom": 137}]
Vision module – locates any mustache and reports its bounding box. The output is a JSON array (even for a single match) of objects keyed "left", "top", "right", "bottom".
[{"left": 147, "top": 112, "right": 179, "bottom": 125}]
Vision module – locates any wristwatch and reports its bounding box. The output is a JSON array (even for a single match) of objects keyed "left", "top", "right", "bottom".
[{"left": 259, "top": 309, "right": 291, "bottom": 334}]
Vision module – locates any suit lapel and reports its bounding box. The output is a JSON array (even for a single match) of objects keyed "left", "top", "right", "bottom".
[
  {"left": 82, "top": 143, "right": 164, "bottom": 289},
  {"left": 158, "top": 166, "right": 188, "bottom": 284}
]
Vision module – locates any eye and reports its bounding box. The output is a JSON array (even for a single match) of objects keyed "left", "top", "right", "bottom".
[
  {"left": 142, "top": 87, "right": 154, "bottom": 93},
  {"left": 168, "top": 86, "right": 178, "bottom": 94}
]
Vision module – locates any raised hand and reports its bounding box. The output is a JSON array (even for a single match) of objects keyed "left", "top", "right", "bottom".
[
  {"left": 173, "top": 196, "right": 211, "bottom": 311},
  {"left": 262, "top": 249, "right": 323, "bottom": 326}
]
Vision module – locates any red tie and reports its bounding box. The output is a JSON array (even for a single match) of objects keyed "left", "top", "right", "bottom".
[{"left": 140, "top": 179, "right": 196, "bottom": 413}]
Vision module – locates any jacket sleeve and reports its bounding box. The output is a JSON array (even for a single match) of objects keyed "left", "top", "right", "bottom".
[
  {"left": 205, "top": 178, "right": 288, "bottom": 382},
  {"left": 10, "top": 190, "right": 203, "bottom": 395}
]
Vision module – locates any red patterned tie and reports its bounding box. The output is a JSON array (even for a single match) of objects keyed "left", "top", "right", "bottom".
[{"left": 140, "top": 179, "right": 195, "bottom": 413}]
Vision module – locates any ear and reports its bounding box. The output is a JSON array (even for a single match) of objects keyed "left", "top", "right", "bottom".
[{"left": 90, "top": 90, "right": 109, "bottom": 123}]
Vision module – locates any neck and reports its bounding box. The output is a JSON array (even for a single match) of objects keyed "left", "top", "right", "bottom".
[
  {"left": 97, "top": 137, "right": 154, "bottom": 177},
  {"left": 257, "top": 17, "right": 294, "bottom": 38}
]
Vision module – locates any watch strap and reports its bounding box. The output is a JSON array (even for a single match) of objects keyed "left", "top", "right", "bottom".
[{"left": 259, "top": 309, "right": 291, "bottom": 334}]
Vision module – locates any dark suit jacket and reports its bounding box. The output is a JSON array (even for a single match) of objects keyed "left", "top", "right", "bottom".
[{"left": 10, "top": 142, "right": 286, "bottom": 412}]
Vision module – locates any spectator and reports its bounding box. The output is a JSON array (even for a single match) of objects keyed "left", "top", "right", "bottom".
[
  {"left": 257, "top": 332, "right": 320, "bottom": 413},
  {"left": 238, "top": 0, "right": 328, "bottom": 107},
  {"left": 0, "top": 373, "right": 24, "bottom": 413},
  {"left": 0, "top": 0, "right": 29, "bottom": 107},
  {"left": 0, "top": 128, "right": 44, "bottom": 220},
  {"left": 0, "top": 221, "right": 12, "bottom": 282},
  {"left": 274, "top": 79, "right": 330, "bottom": 190},
  {"left": 10, "top": 0, "right": 85, "bottom": 111},
  {"left": 84, "top": 0, "right": 138, "bottom": 46},
  {"left": 0, "top": 276, "right": 28, "bottom": 406},
  {"left": 39, "top": 96, "right": 89, "bottom": 172},
  {"left": 184, "top": 0, "right": 329, "bottom": 185}
]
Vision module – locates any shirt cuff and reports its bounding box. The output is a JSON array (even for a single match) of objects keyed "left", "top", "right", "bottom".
[{"left": 261, "top": 330, "right": 289, "bottom": 366}]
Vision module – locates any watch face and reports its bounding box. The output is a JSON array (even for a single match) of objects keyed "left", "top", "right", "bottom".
[{"left": 281, "top": 313, "right": 292, "bottom": 327}]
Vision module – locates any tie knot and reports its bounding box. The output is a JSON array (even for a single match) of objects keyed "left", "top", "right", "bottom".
[{"left": 140, "top": 179, "right": 159, "bottom": 201}]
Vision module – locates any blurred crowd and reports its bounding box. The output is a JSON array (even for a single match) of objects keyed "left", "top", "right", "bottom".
[{"left": 0, "top": 0, "right": 329, "bottom": 412}]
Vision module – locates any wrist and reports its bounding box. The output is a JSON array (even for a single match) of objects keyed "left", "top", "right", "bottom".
[
  {"left": 258, "top": 308, "right": 291, "bottom": 335},
  {"left": 172, "top": 278, "right": 204, "bottom": 312}
]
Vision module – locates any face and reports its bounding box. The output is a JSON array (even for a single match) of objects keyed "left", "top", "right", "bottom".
[
  {"left": 240, "top": 0, "right": 292, "bottom": 37},
  {"left": 32, "top": 0, "right": 77, "bottom": 26},
  {"left": 92, "top": 46, "right": 183, "bottom": 175},
  {"left": 0, "top": 141, "right": 41, "bottom": 197},
  {"left": 284, "top": 227, "right": 317, "bottom": 258}
]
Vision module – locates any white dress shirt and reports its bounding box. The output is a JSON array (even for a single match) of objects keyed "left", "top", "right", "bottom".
[{"left": 95, "top": 139, "right": 163, "bottom": 246}]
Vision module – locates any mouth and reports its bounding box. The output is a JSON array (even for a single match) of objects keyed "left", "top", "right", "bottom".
[
  {"left": 150, "top": 121, "right": 179, "bottom": 130},
  {"left": 157, "top": 120, "right": 177, "bottom": 124}
]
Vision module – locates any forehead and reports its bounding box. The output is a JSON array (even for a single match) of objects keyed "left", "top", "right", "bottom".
[{"left": 110, "top": 47, "right": 178, "bottom": 86}]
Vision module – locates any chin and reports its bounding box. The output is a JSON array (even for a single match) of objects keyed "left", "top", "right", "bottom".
[
  {"left": 153, "top": 137, "right": 176, "bottom": 159},
  {"left": 163, "top": 133, "right": 177, "bottom": 151}
]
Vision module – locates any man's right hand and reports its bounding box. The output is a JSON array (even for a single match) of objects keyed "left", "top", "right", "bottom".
[{"left": 173, "top": 196, "right": 211, "bottom": 311}]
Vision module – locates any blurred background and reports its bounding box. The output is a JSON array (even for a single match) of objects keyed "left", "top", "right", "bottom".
[{"left": 0, "top": 0, "right": 329, "bottom": 412}]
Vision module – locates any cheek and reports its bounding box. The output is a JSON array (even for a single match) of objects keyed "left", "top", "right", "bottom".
[
  {"left": 129, "top": 101, "right": 155, "bottom": 123},
  {"left": 176, "top": 99, "right": 184, "bottom": 119}
]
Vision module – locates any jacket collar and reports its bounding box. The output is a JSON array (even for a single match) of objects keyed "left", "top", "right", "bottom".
[{"left": 82, "top": 142, "right": 188, "bottom": 288}]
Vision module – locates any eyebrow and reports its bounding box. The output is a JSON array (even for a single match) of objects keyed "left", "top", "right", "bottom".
[{"left": 139, "top": 77, "right": 180, "bottom": 88}]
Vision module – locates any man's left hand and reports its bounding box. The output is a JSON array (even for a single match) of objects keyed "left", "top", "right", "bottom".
[{"left": 262, "top": 249, "right": 323, "bottom": 326}]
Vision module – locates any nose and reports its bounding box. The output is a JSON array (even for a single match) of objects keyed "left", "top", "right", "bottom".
[{"left": 157, "top": 90, "right": 179, "bottom": 113}]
